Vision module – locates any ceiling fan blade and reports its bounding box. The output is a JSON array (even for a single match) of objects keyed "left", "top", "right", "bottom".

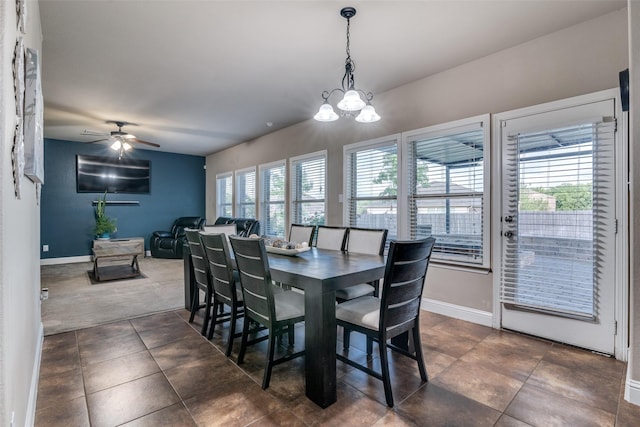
[
  {"left": 81, "top": 129, "right": 110, "bottom": 136},
  {"left": 131, "top": 138, "right": 160, "bottom": 148},
  {"left": 85, "top": 138, "right": 109, "bottom": 144}
]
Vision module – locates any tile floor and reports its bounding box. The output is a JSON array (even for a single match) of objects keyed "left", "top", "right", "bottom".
[{"left": 36, "top": 309, "right": 640, "bottom": 426}]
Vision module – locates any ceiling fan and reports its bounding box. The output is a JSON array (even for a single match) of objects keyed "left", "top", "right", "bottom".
[{"left": 82, "top": 121, "right": 160, "bottom": 158}]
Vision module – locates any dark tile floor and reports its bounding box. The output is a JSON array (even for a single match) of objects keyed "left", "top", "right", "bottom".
[{"left": 36, "top": 309, "right": 640, "bottom": 426}]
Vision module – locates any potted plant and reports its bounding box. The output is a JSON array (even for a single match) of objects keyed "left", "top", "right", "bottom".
[{"left": 94, "top": 191, "right": 117, "bottom": 239}]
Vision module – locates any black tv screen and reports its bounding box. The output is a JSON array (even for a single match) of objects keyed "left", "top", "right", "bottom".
[{"left": 77, "top": 154, "right": 150, "bottom": 194}]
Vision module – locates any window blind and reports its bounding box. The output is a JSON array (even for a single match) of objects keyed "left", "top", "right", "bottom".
[
  {"left": 407, "top": 125, "right": 486, "bottom": 266},
  {"left": 290, "top": 153, "right": 326, "bottom": 225},
  {"left": 216, "top": 173, "right": 233, "bottom": 218},
  {"left": 259, "top": 161, "right": 286, "bottom": 237},
  {"left": 235, "top": 167, "right": 256, "bottom": 219},
  {"left": 500, "top": 120, "right": 615, "bottom": 318},
  {"left": 345, "top": 141, "right": 397, "bottom": 246}
]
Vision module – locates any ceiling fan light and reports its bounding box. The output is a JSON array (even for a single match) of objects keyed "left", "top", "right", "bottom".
[
  {"left": 111, "top": 140, "right": 122, "bottom": 151},
  {"left": 355, "top": 104, "right": 381, "bottom": 123},
  {"left": 123, "top": 142, "right": 132, "bottom": 151},
  {"left": 314, "top": 102, "right": 339, "bottom": 122},
  {"left": 337, "top": 90, "right": 366, "bottom": 112}
]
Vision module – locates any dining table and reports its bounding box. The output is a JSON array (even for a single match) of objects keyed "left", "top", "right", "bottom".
[{"left": 267, "top": 247, "right": 386, "bottom": 408}]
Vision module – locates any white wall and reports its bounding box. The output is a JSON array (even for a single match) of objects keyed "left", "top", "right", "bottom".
[
  {"left": 207, "top": 8, "right": 628, "bottom": 314},
  {"left": 0, "top": 1, "right": 43, "bottom": 425}
]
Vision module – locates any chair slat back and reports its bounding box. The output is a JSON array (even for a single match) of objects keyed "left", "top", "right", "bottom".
[
  {"left": 346, "top": 227, "right": 388, "bottom": 255},
  {"left": 380, "top": 238, "right": 436, "bottom": 333},
  {"left": 289, "top": 224, "right": 315, "bottom": 246},
  {"left": 315, "top": 226, "right": 348, "bottom": 251},
  {"left": 185, "top": 229, "right": 209, "bottom": 291},
  {"left": 200, "top": 233, "right": 236, "bottom": 304},
  {"left": 229, "top": 236, "right": 275, "bottom": 325}
]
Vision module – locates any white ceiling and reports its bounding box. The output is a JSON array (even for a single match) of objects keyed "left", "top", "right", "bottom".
[{"left": 39, "top": 0, "right": 626, "bottom": 157}]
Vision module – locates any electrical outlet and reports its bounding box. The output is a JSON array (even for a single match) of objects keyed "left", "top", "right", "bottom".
[{"left": 42, "top": 245, "right": 49, "bottom": 252}]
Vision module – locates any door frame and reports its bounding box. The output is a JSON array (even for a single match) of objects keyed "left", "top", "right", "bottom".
[{"left": 491, "top": 89, "right": 628, "bottom": 361}]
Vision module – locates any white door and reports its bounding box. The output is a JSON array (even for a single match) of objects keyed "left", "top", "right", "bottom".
[{"left": 497, "top": 97, "right": 618, "bottom": 355}]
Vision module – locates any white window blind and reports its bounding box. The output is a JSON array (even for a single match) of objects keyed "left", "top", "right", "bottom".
[
  {"left": 290, "top": 152, "right": 326, "bottom": 225},
  {"left": 216, "top": 172, "right": 233, "bottom": 218},
  {"left": 259, "top": 160, "right": 286, "bottom": 237},
  {"left": 344, "top": 139, "right": 397, "bottom": 245},
  {"left": 406, "top": 121, "right": 487, "bottom": 267},
  {"left": 500, "top": 120, "right": 615, "bottom": 318},
  {"left": 235, "top": 167, "right": 256, "bottom": 219}
]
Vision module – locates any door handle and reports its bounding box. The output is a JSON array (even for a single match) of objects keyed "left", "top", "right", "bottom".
[{"left": 504, "top": 231, "right": 514, "bottom": 238}]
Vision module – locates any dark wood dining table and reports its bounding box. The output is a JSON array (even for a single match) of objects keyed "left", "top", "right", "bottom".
[{"left": 267, "top": 247, "right": 386, "bottom": 408}]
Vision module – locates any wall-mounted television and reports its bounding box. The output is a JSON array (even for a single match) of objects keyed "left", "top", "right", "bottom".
[{"left": 76, "top": 154, "right": 151, "bottom": 194}]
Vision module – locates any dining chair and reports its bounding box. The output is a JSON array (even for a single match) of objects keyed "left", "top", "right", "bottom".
[
  {"left": 336, "top": 237, "right": 436, "bottom": 407},
  {"left": 288, "top": 223, "right": 316, "bottom": 246},
  {"left": 229, "top": 236, "right": 306, "bottom": 389},
  {"left": 199, "top": 232, "right": 244, "bottom": 356},
  {"left": 335, "top": 227, "right": 388, "bottom": 301},
  {"left": 185, "top": 229, "right": 213, "bottom": 336},
  {"left": 314, "top": 225, "right": 348, "bottom": 250}
]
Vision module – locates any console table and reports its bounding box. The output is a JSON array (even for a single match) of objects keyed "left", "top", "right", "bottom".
[{"left": 92, "top": 237, "right": 144, "bottom": 282}]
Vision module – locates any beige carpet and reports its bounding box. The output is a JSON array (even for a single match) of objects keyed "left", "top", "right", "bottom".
[{"left": 41, "top": 257, "right": 186, "bottom": 335}]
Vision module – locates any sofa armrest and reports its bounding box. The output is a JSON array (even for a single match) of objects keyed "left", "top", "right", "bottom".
[{"left": 152, "top": 231, "right": 172, "bottom": 239}]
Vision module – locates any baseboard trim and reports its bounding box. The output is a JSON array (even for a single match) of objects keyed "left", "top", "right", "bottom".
[
  {"left": 421, "top": 298, "right": 493, "bottom": 327},
  {"left": 40, "top": 255, "right": 91, "bottom": 265},
  {"left": 625, "top": 349, "right": 640, "bottom": 405},
  {"left": 26, "top": 322, "right": 44, "bottom": 427}
]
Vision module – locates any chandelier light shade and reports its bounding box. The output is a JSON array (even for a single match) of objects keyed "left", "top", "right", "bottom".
[{"left": 314, "top": 7, "right": 380, "bottom": 123}]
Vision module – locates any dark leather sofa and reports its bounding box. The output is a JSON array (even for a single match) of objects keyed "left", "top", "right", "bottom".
[
  {"left": 150, "top": 216, "right": 206, "bottom": 259},
  {"left": 213, "top": 216, "right": 260, "bottom": 236}
]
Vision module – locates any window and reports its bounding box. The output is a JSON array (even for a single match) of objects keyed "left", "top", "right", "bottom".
[
  {"left": 259, "top": 160, "right": 286, "bottom": 237},
  {"left": 290, "top": 151, "right": 326, "bottom": 226},
  {"left": 216, "top": 172, "right": 233, "bottom": 218},
  {"left": 235, "top": 167, "right": 256, "bottom": 218},
  {"left": 402, "top": 115, "right": 490, "bottom": 268},
  {"left": 344, "top": 136, "right": 399, "bottom": 245}
]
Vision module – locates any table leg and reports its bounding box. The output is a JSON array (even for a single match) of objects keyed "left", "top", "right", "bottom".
[
  {"left": 131, "top": 255, "right": 139, "bottom": 272},
  {"left": 93, "top": 257, "right": 100, "bottom": 281},
  {"left": 304, "top": 284, "right": 337, "bottom": 408}
]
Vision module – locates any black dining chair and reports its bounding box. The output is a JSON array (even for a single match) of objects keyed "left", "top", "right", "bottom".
[
  {"left": 336, "top": 237, "right": 436, "bottom": 407},
  {"left": 185, "top": 229, "right": 213, "bottom": 336},
  {"left": 229, "top": 236, "right": 305, "bottom": 389},
  {"left": 314, "top": 225, "right": 348, "bottom": 251},
  {"left": 199, "top": 232, "right": 244, "bottom": 356},
  {"left": 335, "top": 227, "right": 388, "bottom": 302}
]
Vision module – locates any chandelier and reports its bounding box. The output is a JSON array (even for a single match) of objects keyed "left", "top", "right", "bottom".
[{"left": 314, "top": 7, "right": 380, "bottom": 123}]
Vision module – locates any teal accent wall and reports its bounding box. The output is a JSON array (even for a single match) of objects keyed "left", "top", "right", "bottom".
[{"left": 41, "top": 139, "right": 206, "bottom": 258}]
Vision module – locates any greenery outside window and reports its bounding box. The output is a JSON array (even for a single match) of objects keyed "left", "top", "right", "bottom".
[
  {"left": 235, "top": 167, "right": 256, "bottom": 218},
  {"left": 259, "top": 160, "right": 286, "bottom": 237},
  {"left": 216, "top": 172, "right": 233, "bottom": 218},
  {"left": 402, "top": 115, "right": 490, "bottom": 268},
  {"left": 290, "top": 151, "right": 326, "bottom": 226}
]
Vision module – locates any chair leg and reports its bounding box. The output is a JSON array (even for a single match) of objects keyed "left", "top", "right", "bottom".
[
  {"left": 262, "top": 331, "right": 277, "bottom": 389},
  {"left": 188, "top": 289, "right": 199, "bottom": 323},
  {"left": 379, "top": 336, "right": 394, "bottom": 407},
  {"left": 412, "top": 324, "right": 428, "bottom": 382},
  {"left": 237, "top": 314, "right": 251, "bottom": 364},
  {"left": 288, "top": 324, "right": 294, "bottom": 346},
  {"left": 366, "top": 336, "right": 373, "bottom": 356},
  {"left": 343, "top": 327, "right": 351, "bottom": 351},
  {"left": 225, "top": 305, "right": 238, "bottom": 357},
  {"left": 207, "top": 299, "right": 220, "bottom": 340},
  {"left": 201, "top": 291, "right": 212, "bottom": 336}
]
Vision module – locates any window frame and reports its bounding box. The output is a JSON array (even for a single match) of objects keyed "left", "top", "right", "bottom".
[
  {"left": 400, "top": 114, "right": 491, "bottom": 270},
  {"left": 289, "top": 150, "right": 327, "bottom": 226},
  {"left": 258, "top": 159, "right": 287, "bottom": 238},
  {"left": 215, "top": 171, "right": 233, "bottom": 218},
  {"left": 234, "top": 166, "right": 257, "bottom": 219}
]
